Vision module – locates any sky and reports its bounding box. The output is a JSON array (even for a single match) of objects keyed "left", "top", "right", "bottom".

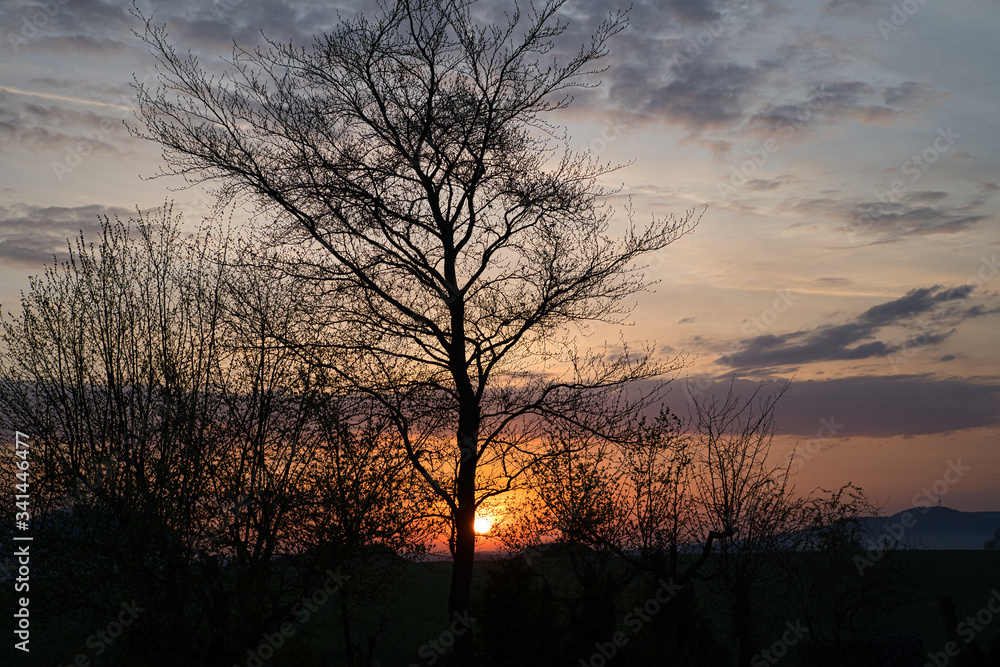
[{"left": 1, "top": 0, "right": 998, "bottom": 513}]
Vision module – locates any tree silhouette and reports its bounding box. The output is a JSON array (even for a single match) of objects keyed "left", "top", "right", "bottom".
[
  {"left": 690, "top": 381, "right": 794, "bottom": 667},
  {"left": 518, "top": 386, "right": 788, "bottom": 662},
  {"left": 0, "top": 208, "right": 427, "bottom": 664},
  {"left": 131, "top": 1, "right": 696, "bottom": 662},
  {"left": 985, "top": 527, "right": 1000, "bottom": 550}
]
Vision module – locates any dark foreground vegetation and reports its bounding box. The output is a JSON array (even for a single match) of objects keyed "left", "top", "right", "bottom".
[{"left": 2, "top": 548, "right": 999, "bottom": 666}]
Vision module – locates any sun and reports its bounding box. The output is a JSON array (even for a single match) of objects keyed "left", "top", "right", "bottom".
[{"left": 474, "top": 514, "right": 494, "bottom": 535}]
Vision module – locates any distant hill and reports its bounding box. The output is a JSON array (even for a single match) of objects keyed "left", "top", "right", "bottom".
[{"left": 859, "top": 506, "right": 1000, "bottom": 550}]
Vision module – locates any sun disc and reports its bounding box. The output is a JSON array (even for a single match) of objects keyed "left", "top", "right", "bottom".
[{"left": 474, "top": 515, "right": 493, "bottom": 534}]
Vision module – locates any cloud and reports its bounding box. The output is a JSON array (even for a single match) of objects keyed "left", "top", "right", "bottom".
[
  {"left": 862, "top": 285, "right": 974, "bottom": 323},
  {"left": 0, "top": 0, "right": 361, "bottom": 60},
  {"left": 642, "top": 59, "right": 767, "bottom": 130},
  {"left": 882, "top": 81, "right": 937, "bottom": 107},
  {"left": 659, "top": 0, "right": 722, "bottom": 26},
  {"left": 848, "top": 201, "right": 986, "bottom": 241},
  {"left": 821, "top": 0, "right": 879, "bottom": 14},
  {"left": 29, "top": 35, "right": 131, "bottom": 55},
  {"left": 719, "top": 285, "right": 995, "bottom": 370},
  {"left": 743, "top": 175, "right": 792, "bottom": 192},
  {"left": 0, "top": 96, "right": 130, "bottom": 155},
  {"left": 596, "top": 21, "right": 916, "bottom": 151},
  {"left": 748, "top": 81, "right": 900, "bottom": 136},
  {"left": 783, "top": 195, "right": 990, "bottom": 243},
  {"left": 1, "top": 0, "right": 134, "bottom": 56},
  {"left": 29, "top": 78, "right": 130, "bottom": 100},
  {"left": 0, "top": 203, "right": 133, "bottom": 268},
  {"left": 673, "top": 375, "right": 1000, "bottom": 437},
  {"left": 904, "top": 190, "right": 949, "bottom": 203},
  {"left": 776, "top": 375, "right": 1000, "bottom": 437},
  {"left": 142, "top": 1, "right": 369, "bottom": 53},
  {"left": 574, "top": 0, "right": 780, "bottom": 134}
]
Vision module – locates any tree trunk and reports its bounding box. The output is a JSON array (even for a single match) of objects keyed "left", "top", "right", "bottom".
[
  {"left": 735, "top": 584, "right": 755, "bottom": 667},
  {"left": 449, "top": 408, "right": 479, "bottom": 666}
]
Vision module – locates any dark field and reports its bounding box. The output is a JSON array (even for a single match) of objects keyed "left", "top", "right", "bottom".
[{"left": 4, "top": 549, "right": 999, "bottom": 666}]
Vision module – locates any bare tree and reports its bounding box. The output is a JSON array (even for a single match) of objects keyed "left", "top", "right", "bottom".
[
  {"left": 689, "top": 381, "right": 798, "bottom": 667},
  {"left": 0, "top": 208, "right": 428, "bottom": 664},
  {"left": 0, "top": 208, "right": 235, "bottom": 656},
  {"left": 515, "top": 382, "right": 800, "bottom": 663},
  {"left": 780, "top": 483, "right": 915, "bottom": 653},
  {"left": 511, "top": 406, "right": 731, "bottom": 662},
  {"left": 131, "top": 1, "right": 697, "bottom": 661},
  {"left": 692, "top": 385, "right": 911, "bottom": 666},
  {"left": 985, "top": 527, "right": 1000, "bottom": 550},
  {"left": 523, "top": 409, "right": 703, "bottom": 578},
  {"left": 503, "top": 378, "right": 909, "bottom": 665},
  {"left": 290, "top": 393, "right": 434, "bottom": 667}
]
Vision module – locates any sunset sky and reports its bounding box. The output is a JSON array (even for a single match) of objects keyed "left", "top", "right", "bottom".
[{"left": 1, "top": 0, "right": 998, "bottom": 512}]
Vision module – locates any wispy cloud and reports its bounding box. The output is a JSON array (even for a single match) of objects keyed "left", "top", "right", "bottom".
[
  {"left": 0, "top": 203, "right": 133, "bottom": 268},
  {"left": 719, "top": 285, "right": 996, "bottom": 369},
  {"left": 782, "top": 195, "right": 991, "bottom": 243}
]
